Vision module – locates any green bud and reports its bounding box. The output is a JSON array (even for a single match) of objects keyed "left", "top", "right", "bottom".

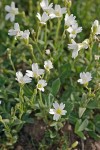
[{"left": 72, "top": 141, "right": 78, "bottom": 148}]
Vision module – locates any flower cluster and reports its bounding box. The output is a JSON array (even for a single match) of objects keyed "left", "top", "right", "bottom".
[
  {"left": 8, "top": 23, "right": 30, "bottom": 40},
  {"left": 65, "top": 13, "right": 82, "bottom": 39},
  {"left": 6, "top": 0, "right": 96, "bottom": 123},
  {"left": 16, "top": 60, "right": 53, "bottom": 92},
  {"left": 37, "top": 0, "right": 66, "bottom": 24}
]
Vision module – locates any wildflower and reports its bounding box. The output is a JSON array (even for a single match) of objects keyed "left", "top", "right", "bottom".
[
  {"left": 40, "top": 0, "right": 53, "bottom": 13},
  {"left": 65, "top": 13, "right": 77, "bottom": 27},
  {"left": 49, "top": 4, "right": 66, "bottom": 18},
  {"left": 36, "top": 12, "right": 50, "bottom": 24},
  {"left": 49, "top": 101, "right": 67, "bottom": 121},
  {"left": 37, "top": 79, "right": 47, "bottom": 92},
  {"left": 68, "top": 40, "right": 81, "bottom": 59},
  {"left": 94, "top": 55, "right": 100, "bottom": 60},
  {"left": 5, "top": 1, "right": 19, "bottom": 22},
  {"left": 26, "top": 63, "right": 44, "bottom": 78},
  {"left": 16, "top": 71, "right": 32, "bottom": 84},
  {"left": 45, "top": 49, "right": 50, "bottom": 55},
  {"left": 8, "top": 23, "right": 23, "bottom": 38},
  {"left": 77, "top": 72, "right": 92, "bottom": 85},
  {"left": 21, "top": 30, "right": 30, "bottom": 40},
  {"left": 67, "top": 23, "right": 82, "bottom": 39},
  {"left": 91, "top": 20, "right": 100, "bottom": 35},
  {"left": 44, "top": 60, "right": 53, "bottom": 71}
]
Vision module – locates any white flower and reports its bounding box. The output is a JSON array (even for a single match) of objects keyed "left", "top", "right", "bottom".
[
  {"left": 40, "top": 0, "right": 53, "bottom": 13},
  {"left": 91, "top": 20, "right": 100, "bottom": 35},
  {"left": 26, "top": 63, "right": 44, "bottom": 78},
  {"left": 44, "top": 60, "right": 53, "bottom": 71},
  {"left": 8, "top": 23, "right": 23, "bottom": 38},
  {"left": 37, "top": 79, "right": 47, "bottom": 92},
  {"left": 49, "top": 4, "right": 66, "bottom": 18},
  {"left": 77, "top": 72, "right": 92, "bottom": 85},
  {"left": 36, "top": 12, "right": 50, "bottom": 24},
  {"left": 49, "top": 101, "right": 67, "bottom": 121},
  {"left": 21, "top": 30, "right": 30, "bottom": 39},
  {"left": 94, "top": 55, "right": 100, "bottom": 60},
  {"left": 16, "top": 71, "right": 32, "bottom": 84},
  {"left": 67, "top": 23, "right": 82, "bottom": 39},
  {"left": 65, "top": 13, "right": 77, "bottom": 27},
  {"left": 5, "top": 2, "right": 19, "bottom": 22},
  {"left": 68, "top": 40, "right": 81, "bottom": 59},
  {"left": 45, "top": 49, "right": 50, "bottom": 55}
]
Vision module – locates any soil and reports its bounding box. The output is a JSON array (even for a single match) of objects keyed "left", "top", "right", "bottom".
[{"left": 14, "top": 121, "right": 100, "bottom": 150}]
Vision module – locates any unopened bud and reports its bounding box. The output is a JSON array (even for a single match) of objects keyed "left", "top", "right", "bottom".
[{"left": 72, "top": 141, "right": 78, "bottom": 148}]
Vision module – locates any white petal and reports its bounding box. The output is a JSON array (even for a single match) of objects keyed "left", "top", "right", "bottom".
[
  {"left": 5, "top": 13, "right": 11, "bottom": 20},
  {"left": 77, "top": 79, "right": 83, "bottom": 84},
  {"left": 53, "top": 114, "right": 60, "bottom": 121},
  {"left": 5, "top": 5, "right": 11, "bottom": 12},
  {"left": 49, "top": 109, "right": 55, "bottom": 114},
  {"left": 23, "top": 75, "right": 32, "bottom": 83},
  {"left": 72, "top": 50, "right": 78, "bottom": 58},
  {"left": 32, "top": 63, "right": 38, "bottom": 71},
  {"left": 60, "top": 103, "right": 65, "bottom": 109},
  {"left": 26, "top": 70, "right": 33, "bottom": 78},
  {"left": 67, "top": 27, "right": 73, "bottom": 33},
  {"left": 14, "top": 23, "right": 20, "bottom": 30},
  {"left": 53, "top": 101, "right": 59, "bottom": 109},
  {"left": 37, "top": 13, "right": 41, "bottom": 21},
  {"left": 62, "top": 110, "right": 67, "bottom": 115},
  {"left": 61, "top": 8, "right": 66, "bottom": 14},
  {"left": 11, "top": 2, "right": 15, "bottom": 8},
  {"left": 10, "top": 15, "right": 15, "bottom": 22}
]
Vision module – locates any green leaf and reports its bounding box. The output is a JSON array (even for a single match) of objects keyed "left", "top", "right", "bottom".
[
  {"left": 51, "top": 78, "right": 61, "bottom": 96},
  {"left": 79, "top": 107, "right": 86, "bottom": 118},
  {"left": 47, "top": 93, "right": 54, "bottom": 108},
  {"left": 78, "top": 119, "right": 89, "bottom": 132},
  {"left": 76, "top": 131, "right": 86, "bottom": 140}
]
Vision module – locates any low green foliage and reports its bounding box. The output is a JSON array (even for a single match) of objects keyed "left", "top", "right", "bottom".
[{"left": 0, "top": 0, "right": 100, "bottom": 149}]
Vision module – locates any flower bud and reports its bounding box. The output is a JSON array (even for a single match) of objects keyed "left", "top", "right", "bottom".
[{"left": 72, "top": 141, "right": 78, "bottom": 148}]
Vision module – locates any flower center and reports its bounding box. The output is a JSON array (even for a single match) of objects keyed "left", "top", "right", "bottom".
[
  {"left": 56, "top": 108, "right": 62, "bottom": 115},
  {"left": 37, "top": 84, "right": 42, "bottom": 88},
  {"left": 72, "top": 30, "right": 76, "bottom": 34},
  {"left": 55, "top": 11, "right": 61, "bottom": 17},
  {"left": 10, "top": 9, "right": 16, "bottom": 14}
]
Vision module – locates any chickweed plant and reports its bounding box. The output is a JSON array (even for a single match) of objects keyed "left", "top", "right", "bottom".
[{"left": 0, "top": 0, "right": 100, "bottom": 149}]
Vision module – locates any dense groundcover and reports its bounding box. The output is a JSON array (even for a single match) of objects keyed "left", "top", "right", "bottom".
[{"left": 0, "top": 0, "right": 100, "bottom": 149}]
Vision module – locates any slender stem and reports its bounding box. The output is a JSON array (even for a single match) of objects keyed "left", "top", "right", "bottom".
[
  {"left": 7, "top": 49, "right": 16, "bottom": 72},
  {"left": 19, "top": 84, "right": 24, "bottom": 119},
  {"left": 29, "top": 0, "right": 33, "bottom": 16},
  {"left": 55, "top": 19, "right": 61, "bottom": 46},
  {"left": 36, "top": 25, "right": 41, "bottom": 42},
  {"left": 28, "top": 44, "right": 37, "bottom": 62},
  {"left": 39, "top": 91, "right": 44, "bottom": 108},
  {"left": 35, "top": 42, "right": 43, "bottom": 58},
  {"left": 44, "top": 24, "right": 47, "bottom": 49}
]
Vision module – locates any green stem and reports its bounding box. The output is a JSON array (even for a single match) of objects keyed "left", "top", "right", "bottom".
[
  {"left": 44, "top": 24, "right": 47, "bottom": 49},
  {"left": 7, "top": 49, "right": 16, "bottom": 72},
  {"left": 35, "top": 42, "right": 43, "bottom": 58},
  {"left": 19, "top": 84, "right": 24, "bottom": 119},
  {"left": 55, "top": 19, "right": 61, "bottom": 46},
  {"left": 39, "top": 91, "right": 44, "bottom": 108},
  {"left": 28, "top": 44, "right": 37, "bottom": 62},
  {"left": 36, "top": 25, "right": 41, "bottom": 42}
]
